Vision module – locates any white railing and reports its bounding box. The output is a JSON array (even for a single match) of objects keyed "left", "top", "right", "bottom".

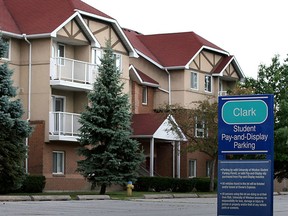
[
  {"left": 49, "top": 112, "right": 81, "bottom": 138},
  {"left": 50, "top": 57, "right": 98, "bottom": 84}
]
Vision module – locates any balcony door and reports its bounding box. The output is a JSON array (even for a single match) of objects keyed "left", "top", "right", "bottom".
[{"left": 52, "top": 96, "right": 65, "bottom": 134}]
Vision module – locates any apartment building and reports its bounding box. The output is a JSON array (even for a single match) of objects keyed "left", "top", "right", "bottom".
[
  {"left": 0, "top": 0, "right": 141, "bottom": 190},
  {"left": 124, "top": 28, "right": 245, "bottom": 178},
  {"left": 1, "top": 0, "right": 245, "bottom": 191}
]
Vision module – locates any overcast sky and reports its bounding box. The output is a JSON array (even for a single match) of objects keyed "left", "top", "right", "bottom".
[{"left": 83, "top": 0, "right": 288, "bottom": 79}]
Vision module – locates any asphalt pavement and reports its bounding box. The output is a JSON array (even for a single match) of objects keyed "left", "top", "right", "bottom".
[{"left": 0, "top": 194, "right": 287, "bottom": 216}]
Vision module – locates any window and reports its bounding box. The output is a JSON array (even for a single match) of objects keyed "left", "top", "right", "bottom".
[
  {"left": 113, "top": 53, "right": 122, "bottom": 71},
  {"left": 1, "top": 37, "right": 10, "bottom": 60},
  {"left": 189, "top": 160, "right": 196, "bottom": 178},
  {"left": 51, "top": 96, "right": 65, "bottom": 134},
  {"left": 205, "top": 75, "right": 212, "bottom": 92},
  {"left": 191, "top": 72, "right": 198, "bottom": 90},
  {"left": 57, "top": 44, "right": 65, "bottom": 65},
  {"left": 92, "top": 48, "right": 102, "bottom": 67},
  {"left": 142, "top": 86, "right": 148, "bottom": 105},
  {"left": 195, "top": 117, "right": 207, "bottom": 138},
  {"left": 53, "top": 151, "right": 64, "bottom": 174},
  {"left": 206, "top": 160, "right": 213, "bottom": 177}
]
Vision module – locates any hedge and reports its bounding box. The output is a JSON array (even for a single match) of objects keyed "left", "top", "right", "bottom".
[
  {"left": 134, "top": 176, "right": 217, "bottom": 192},
  {"left": 20, "top": 175, "right": 46, "bottom": 193}
]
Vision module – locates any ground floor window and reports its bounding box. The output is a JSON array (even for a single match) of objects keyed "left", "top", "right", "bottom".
[
  {"left": 53, "top": 151, "right": 64, "bottom": 174},
  {"left": 188, "top": 160, "right": 196, "bottom": 178},
  {"left": 206, "top": 160, "right": 213, "bottom": 177}
]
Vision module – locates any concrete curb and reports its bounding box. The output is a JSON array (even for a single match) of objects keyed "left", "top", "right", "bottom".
[
  {"left": 31, "top": 195, "right": 71, "bottom": 201},
  {"left": 197, "top": 194, "right": 217, "bottom": 198},
  {"left": 143, "top": 194, "right": 173, "bottom": 199},
  {"left": 172, "top": 193, "right": 198, "bottom": 198},
  {"left": 76, "top": 195, "right": 110, "bottom": 200},
  {"left": 0, "top": 196, "right": 32, "bottom": 202}
]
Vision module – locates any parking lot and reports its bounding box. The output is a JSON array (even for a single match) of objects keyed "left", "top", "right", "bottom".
[{"left": 0, "top": 195, "right": 287, "bottom": 216}]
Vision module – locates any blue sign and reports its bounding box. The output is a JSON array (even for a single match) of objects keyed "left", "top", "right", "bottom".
[
  {"left": 217, "top": 94, "right": 274, "bottom": 216},
  {"left": 218, "top": 160, "right": 273, "bottom": 216},
  {"left": 218, "top": 95, "right": 274, "bottom": 154}
]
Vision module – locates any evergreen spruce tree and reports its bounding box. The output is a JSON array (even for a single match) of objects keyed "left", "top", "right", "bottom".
[
  {"left": 0, "top": 35, "right": 31, "bottom": 194},
  {"left": 77, "top": 41, "right": 144, "bottom": 194}
]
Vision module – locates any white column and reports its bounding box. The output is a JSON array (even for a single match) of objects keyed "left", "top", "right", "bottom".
[
  {"left": 150, "top": 138, "right": 154, "bottom": 177},
  {"left": 176, "top": 141, "right": 181, "bottom": 178},
  {"left": 172, "top": 141, "right": 175, "bottom": 178}
]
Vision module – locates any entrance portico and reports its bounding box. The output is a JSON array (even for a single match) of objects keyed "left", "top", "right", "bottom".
[{"left": 132, "top": 113, "right": 187, "bottom": 178}]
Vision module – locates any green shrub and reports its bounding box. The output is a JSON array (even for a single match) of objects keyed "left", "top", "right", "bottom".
[
  {"left": 135, "top": 176, "right": 217, "bottom": 192},
  {"left": 191, "top": 177, "right": 217, "bottom": 192},
  {"left": 20, "top": 175, "right": 46, "bottom": 193}
]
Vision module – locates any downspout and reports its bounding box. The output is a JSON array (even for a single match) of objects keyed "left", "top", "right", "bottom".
[
  {"left": 23, "top": 34, "right": 32, "bottom": 174},
  {"left": 164, "top": 69, "right": 171, "bottom": 105}
]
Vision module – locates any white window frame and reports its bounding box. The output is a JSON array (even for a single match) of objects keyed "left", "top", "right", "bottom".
[
  {"left": 204, "top": 75, "right": 212, "bottom": 93},
  {"left": 113, "top": 53, "right": 122, "bottom": 72},
  {"left": 188, "top": 160, "right": 197, "bottom": 178},
  {"left": 195, "top": 117, "right": 207, "bottom": 138},
  {"left": 142, "top": 86, "right": 148, "bottom": 105},
  {"left": 92, "top": 48, "right": 102, "bottom": 67},
  {"left": 191, "top": 71, "right": 198, "bottom": 90},
  {"left": 206, "top": 160, "right": 213, "bottom": 177},
  {"left": 57, "top": 44, "right": 65, "bottom": 66},
  {"left": 52, "top": 151, "right": 65, "bottom": 174},
  {"left": 1, "top": 37, "right": 11, "bottom": 60}
]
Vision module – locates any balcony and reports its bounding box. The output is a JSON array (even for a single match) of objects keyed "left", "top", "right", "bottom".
[
  {"left": 50, "top": 57, "right": 98, "bottom": 91},
  {"left": 49, "top": 112, "right": 81, "bottom": 142}
]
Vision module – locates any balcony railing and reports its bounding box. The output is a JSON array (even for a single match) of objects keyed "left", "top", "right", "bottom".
[
  {"left": 50, "top": 57, "right": 98, "bottom": 90},
  {"left": 49, "top": 111, "right": 81, "bottom": 141}
]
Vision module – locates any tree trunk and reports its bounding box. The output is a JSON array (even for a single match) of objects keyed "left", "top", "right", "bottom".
[
  {"left": 209, "top": 158, "right": 216, "bottom": 192},
  {"left": 100, "top": 183, "right": 107, "bottom": 195}
]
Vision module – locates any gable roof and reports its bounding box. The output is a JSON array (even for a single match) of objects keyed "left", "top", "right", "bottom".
[
  {"left": 124, "top": 28, "right": 228, "bottom": 68},
  {"left": 131, "top": 113, "right": 187, "bottom": 141},
  {"left": 212, "top": 55, "right": 245, "bottom": 79},
  {"left": 0, "top": 0, "right": 112, "bottom": 35},
  {"left": 129, "top": 65, "right": 159, "bottom": 87},
  {"left": 124, "top": 28, "right": 245, "bottom": 78},
  {"left": 0, "top": 0, "right": 137, "bottom": 57}
]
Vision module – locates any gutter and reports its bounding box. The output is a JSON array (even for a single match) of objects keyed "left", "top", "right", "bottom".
[
  {"left": 165, "top": 69, "right": 171, "bottom": 105},
  {"left": 23, "top": 34, "right": 32, "bottom": 174}
]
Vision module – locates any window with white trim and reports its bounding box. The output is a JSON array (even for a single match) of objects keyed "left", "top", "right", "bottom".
[
  {"left": 191, "top": 72, "right": 198, "bottom": 90},
  {"left": 195, "top": 117, "right": 208, "bottom": 138},
  {"left": 1, "top": 37, "right": 10, "bottom": 60},
  {"left": 113, "top": 53, "right": 122, "bottom": 72},
  {"left": 189, "top": 160, "right": 196, "bottom": 178},
  {"left": 206, "top": 160, "right": 213, "bottom": 177},
  {"left": 204, "top": 75, "right": 212, "bottom": 93},
  {"left": 57, "top": 44, "right": 65, "bottom": 66},
  {"left": 142, "top": 86, "right": 148, "bottom": 105},
  {"left": 92, "top": 48, "right": 102, "bottom": 67},
  {"left": 52, "top": 151, "right": 64, "bottom": 174}
]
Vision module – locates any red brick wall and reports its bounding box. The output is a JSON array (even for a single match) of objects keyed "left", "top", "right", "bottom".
[
  {"left": 131, "top": 81, "right": 155, "bottom": 114},
  {"left": 28, "top": 121, "right": 45, "bottom": 174},
  {"left": 42, "top": 141, "right": 89, "bottom": 191}
]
